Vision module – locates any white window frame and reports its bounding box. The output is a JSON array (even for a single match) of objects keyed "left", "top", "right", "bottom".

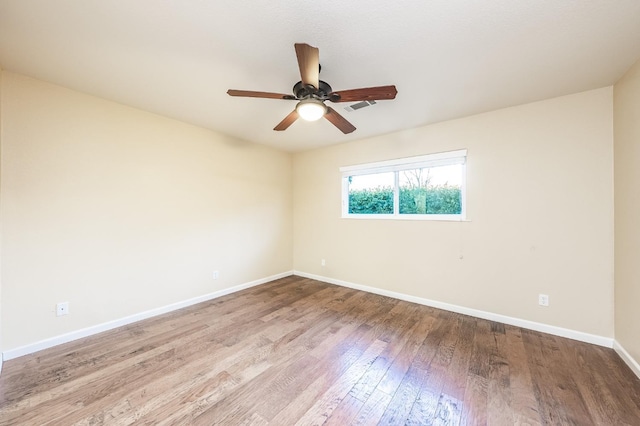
[{"left": 340, "top": 149, "right": 467, "bottom": 221}]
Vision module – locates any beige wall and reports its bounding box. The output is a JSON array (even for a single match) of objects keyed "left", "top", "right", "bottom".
[
  {"left": 0, "top": 72, "right": 293, "bottom": 351},
  {"left": 614, "top": 59, "right": 640, "bottom": 365},
  {"left": 0, "top": 69, "right": 622, "bottom": 356},
  {"left": 293, "top": 88, "right": 614, "bottom": 337},
  {"left": 0, "top": 67, "right": 3, "bottom": 369}
]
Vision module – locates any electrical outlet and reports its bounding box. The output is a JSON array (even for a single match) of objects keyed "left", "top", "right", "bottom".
[
  {"left": 213, "top": 270, "right": 219, "bottom": 280},
  {"left": 538, "top": 294, "right": 549, "bottom": 307},
  {"left": 56, "top": 302, "right": 69, "bottom": 316},
  {"left": 321, "top": 259, "right": 326, "bottom": 267}
]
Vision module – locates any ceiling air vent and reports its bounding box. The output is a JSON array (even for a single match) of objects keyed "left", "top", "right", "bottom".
[{"left": 344, "top": 100, "right": 376, "bottom": 112}]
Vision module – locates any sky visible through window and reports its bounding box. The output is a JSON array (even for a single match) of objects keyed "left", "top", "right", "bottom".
[{"left": 349, "top": 164, "right": 463, "bottom": 190}]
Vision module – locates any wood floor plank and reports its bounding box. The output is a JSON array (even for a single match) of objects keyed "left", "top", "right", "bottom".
[
  {"left": 556, "top": 337, "right": 640, "bottom": 425},
  {"left": 77, "top": 316, "right": 291, "bottom": 424},
  {"left": 191, "top": 291, "right": 388, "bottom": 425},
  {"left": 322, "top": 394, "right": 364, "bottom": 426},
  {"left": 377, "top": 366, "right": 425, "bottom": 425},
  {"left": 375, "top": 312, "right": 437, "bottom": 398},
  {"left": 0, "top": 276, "right": 639, "bottom": 425},
  {"left": 433, "top": 393, "right": 463, "bottom": 425},
  {"left": 440, "top": 315, "right": 475, "bottom": 401},
  {"left": 522, "top": 329, "right": 596, "bottom": 425},
  {"left": 267, "top": 323, "right": 375, "bottom": 424},
  {"left": 294, "top": 339, "right": 388, "bottom": 425},
  {"left": 486, "top": 323, "right": 515, "bottom": 426},
  {"left": 348, "top": 303, "right": 423, "bottom": 403},
  {"left": 0, "top": 319, "right": 210, "bottom": 404},
  {"left": 405, "top": 364, "right": 448, "bottom": 425},
  {"left": 461, "top": 372, "right": 488, "bottom": 425},
  {"left": 167, "top": 312, "right": 348, "bottom": 424},
  {"left": 504, "top": 325, "right": 542, "bottom": 425},
  {"left": 351, "top": 387, "right": 392, "bottom": 425},
  {"left": 0, "top": 322, "right": 214, "bottom": 422}
]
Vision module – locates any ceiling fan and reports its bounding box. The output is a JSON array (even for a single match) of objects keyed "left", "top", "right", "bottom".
[{"left": 227, "top": 43, "right": 398, "bottom": 134}]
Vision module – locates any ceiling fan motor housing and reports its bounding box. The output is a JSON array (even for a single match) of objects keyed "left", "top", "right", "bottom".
[{"left": 293, "top": 80, "right": 335, "bottom": 101}]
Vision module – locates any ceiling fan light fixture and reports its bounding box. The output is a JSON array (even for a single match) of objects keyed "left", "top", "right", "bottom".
[{"left": 296, "top": 99, "right": 327, "bottom": 121}]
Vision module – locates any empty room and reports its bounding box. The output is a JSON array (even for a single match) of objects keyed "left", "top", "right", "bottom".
[{"left": 1, "top": 1, "right": 640, "bottom": 425}]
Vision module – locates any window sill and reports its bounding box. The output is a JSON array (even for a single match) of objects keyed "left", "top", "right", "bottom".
[{"left": 342, "top": 214, "right": 470, "bottom": 222}]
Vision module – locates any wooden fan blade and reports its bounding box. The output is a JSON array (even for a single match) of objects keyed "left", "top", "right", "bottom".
[
  {"left": 274, "top": 110, "right": 299, "bottom": 131},
  {"left": 294, "top": 43, "right": 320, "bottom": 90},
  {"left": 325, "top": 107, "right": 356, "bottom": 134},
  {"left": 227, "top": 90, "right": 293, "bottom": 100},
  {"left": 329, "top": 85, "right": 398, "bottom": 102}
]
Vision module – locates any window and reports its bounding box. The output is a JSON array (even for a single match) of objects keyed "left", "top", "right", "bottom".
[{"left": 340, "top": 149, "right": 467, "bottom": 220}]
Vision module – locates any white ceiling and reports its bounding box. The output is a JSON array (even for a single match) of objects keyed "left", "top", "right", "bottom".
[{"left": 1, "top": 1, "right": 640, "bottom": 152}]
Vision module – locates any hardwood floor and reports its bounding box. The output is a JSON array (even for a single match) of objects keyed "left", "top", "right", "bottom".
[{"left": 1, "top": 276, "right": 639, "bottom": 425}]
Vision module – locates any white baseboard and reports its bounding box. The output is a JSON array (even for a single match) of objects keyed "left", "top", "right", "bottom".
[
  {"left": 4, "top": 270, "right": 619, "bottom": 363},
  {"left": 294, "top": 271, "right": 613, "bottom": 348},
  {"left": 613, "top": 340, "right": 640, "bottom": 379},
  {"left": 3, "top": 271, "right": 294, "bottom": 361}
]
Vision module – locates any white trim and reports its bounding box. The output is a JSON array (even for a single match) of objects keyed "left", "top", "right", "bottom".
[
  {"left": 613, "top": 340, "right": 640, "bottom": 379},
  {"left": 460, "top": 160, "right": 467, "bottom": 219},
  {"left": 340, "top": 149, "right": 467, "bottom": 221},
  {"left": 341, "top": 174, "right": 349, "bottom": 217},
  {"left": 342, "top": 213, "right": 466, "bottom": 222},
  {"left": 2, "top": 271, "right": 294, "bottom": 361},
  {"left": 293, "top": 271, "right": 613, "bottom": 348}
]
